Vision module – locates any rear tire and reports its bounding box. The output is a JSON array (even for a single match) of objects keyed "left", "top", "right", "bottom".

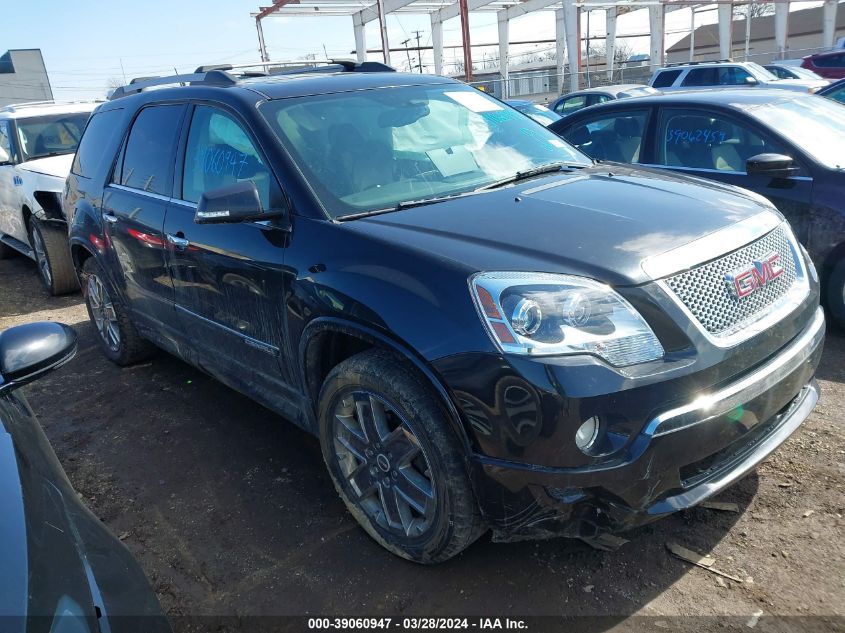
[
  {"left": 29, "top": 219, "right": 78, "bottom": 295},
  {"left": 81, "top": 257, "right": 155, "bottom": 365},
  {"left": 827, "top": 257, "right": 845, "bottom": 330},
  {"left": 318, "top": 349, "right": 484, "bottom": 564}
]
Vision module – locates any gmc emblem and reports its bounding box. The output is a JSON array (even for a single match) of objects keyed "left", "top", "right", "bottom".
[{"left": 725, "top": 252, "right": 784, "bottom": 300}]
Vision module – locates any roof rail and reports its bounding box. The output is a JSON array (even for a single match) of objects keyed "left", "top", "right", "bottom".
[
  {"left": 664, "top": 58, "right": 734, "bottom": 68},
  {"left": 193, "top": 58, "right": 395, "bottom": 77},
  {"left": 108, "top": 70, "right": 237, "bottom": 100},
  {"left": 1, "top": 99, "right": 101, "bottom": 113}
]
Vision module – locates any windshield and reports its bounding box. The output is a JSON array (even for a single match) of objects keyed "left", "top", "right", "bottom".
[
  {"left": 746, "top": 62, "right": 779, "bottom": 81},
  {"left": 259, "top": 84, "right": 589, "bottom": 218},
  {"left": 743, "top": 96, "right": 845, "bottom": 169},
  {"left": 16, "top": 112, "right": 90, "bottom": 161}
]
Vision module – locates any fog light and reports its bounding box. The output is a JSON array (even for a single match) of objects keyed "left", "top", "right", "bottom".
[{"left": 575, "top": 416, "right": 600, "bottom": 452}]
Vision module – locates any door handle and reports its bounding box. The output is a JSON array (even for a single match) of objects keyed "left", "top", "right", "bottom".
[
  {"left": 102, "top": 211, "right": 118, "bottom": 224},
  {"left": 166, "top": 233, "right": 190, "bottom": 249}
]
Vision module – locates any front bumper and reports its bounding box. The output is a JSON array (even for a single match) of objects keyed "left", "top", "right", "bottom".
[{"left": 468, "top": 307, "right": 825, "bottom": 539}]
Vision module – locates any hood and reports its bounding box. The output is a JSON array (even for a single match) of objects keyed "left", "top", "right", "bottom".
[
  {"left": 763, "top": 78, "right": 825, "bottom": 91},
  {"left": 18, "top": 153, "right": 74, "bottom": 179},
  {"left": 351, "top": 164, "right": 777, "bottom": 286}
]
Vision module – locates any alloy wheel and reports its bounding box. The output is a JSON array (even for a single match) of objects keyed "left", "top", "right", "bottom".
[
  {"left": 332, "top": 391, "right": 436, "bottom": 538},
  {"left": 31, "top": 227, "right": 51, "bottom": 287},
  {"left": 86, "top": 274, "right": 121, "bottom": 352}
]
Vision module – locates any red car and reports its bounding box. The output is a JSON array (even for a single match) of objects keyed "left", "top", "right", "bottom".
[{"left": 801, "top": 49, "right": 845, "bottom": 79}]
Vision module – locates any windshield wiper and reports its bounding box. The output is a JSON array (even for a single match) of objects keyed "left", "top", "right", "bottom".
[
  {"left": 475, "top": 162, "right": 584, "bottom": 191},
  {"left": 336, "top": 191, "right": 480, "bottom": 221}
]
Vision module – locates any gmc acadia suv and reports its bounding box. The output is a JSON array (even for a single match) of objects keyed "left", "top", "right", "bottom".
[{"left": 64, "top": 62, "right": 823, "bottom": 563}]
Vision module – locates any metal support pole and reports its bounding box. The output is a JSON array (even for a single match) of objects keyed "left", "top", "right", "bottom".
[
  {"left": 563, "top": 0, "right": 579, "bottom": 92},
  {"left": 690, "top": 8, "right": 696, "bottom": 61},
  {"left": 774, "top": 0, "right": 790, "bottom": 60},
  {"left": 717, "top": 3, "right": 733, "bottom": 60},
  {"left": 459, "top": 0, "right": 473, "bottom": 81},
  {"left": 376, "top": 0, "right": 391, "bottom": 66},
  {"left": 744, "top": 5, "right": 752, "bottom": 60},
  {"left": 555, "top": 8, "right": 566, "bottom": 94},
  {"left": 823, "top": 0, "right": 838, "bottom": 49},
  {"left": 256, "top": 18, "right": 269, "bottom": 62},
  {"left": 498, "top": 16, "right": 509, "bottom": 99},
  {"left": 431, "top": 17, "right": 444, "bottom": 75},
  {"left": 353, "top": 15, "right": 367, "bottom": 63},
  {"left": 606, "top": 7, "right": 617, "bottom": 81},
  {"left": 649, "top": 4, "right": 665, "bottom": 72}
]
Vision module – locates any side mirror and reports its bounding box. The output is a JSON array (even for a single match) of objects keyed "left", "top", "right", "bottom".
[
  {"left": 195, "top": 181, "right": 284, "bottom": 225},
  {"left": 0, "top": 146, "right": 10, "bottom": 165},
  {"left": 745, "top": 76, "right": 759, "bottom": 85},
  {"left": 746, "top": 153, "right": 800, "bottom": 179},
  {"left": 0, "top": 322, "right": 77, "bottom": 393}
]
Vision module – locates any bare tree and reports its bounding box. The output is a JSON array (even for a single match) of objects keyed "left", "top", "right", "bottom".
[{"left": 734, "top": 2, "right": 775, "bottom": 20}]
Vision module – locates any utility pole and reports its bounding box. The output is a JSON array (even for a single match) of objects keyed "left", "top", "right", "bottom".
[
  {"left": 402, "top": 38, "right": 413, "bottom": 72},
  {"left": 412, "top": 30, "right": 425, "bottom": 72}
]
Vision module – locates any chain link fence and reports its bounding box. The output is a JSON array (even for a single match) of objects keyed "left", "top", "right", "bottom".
[{"left": 463, "top": 44, "right": 834, "bottom": 103}]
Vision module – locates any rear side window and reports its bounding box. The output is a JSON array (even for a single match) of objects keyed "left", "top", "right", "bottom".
[
  {"left": 652, "top": 69, "right": 682, "bottom": 88},
  {"left": 113, "top": 104, "right": 184, "bottom": 195},
  {"left": 682, "top": 67, "right": 719, "bottom": 86},
  {"left": 562, "top": 110, "right": 649, "bottom": 163},
  {"left": 71, "top": 109, "right": 124, "bottom": 178},
  {"left": 555, "top": 95, "right": 588, "bottom": 114}
]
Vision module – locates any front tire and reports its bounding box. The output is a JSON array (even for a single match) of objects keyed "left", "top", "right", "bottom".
[
  {"left": 81, "top": 257, "right": 155, "bottom": 365},
  {"left": 318, "top": 349, "right": 484, "bottom": 564},
  {"left": 29, "top": 219, "right": 78, "bottom": 295}
]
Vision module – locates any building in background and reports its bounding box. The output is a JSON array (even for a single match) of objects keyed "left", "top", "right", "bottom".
[
  {"left": 668, "top": 5, "right": 845, "bottom": 64},
  {"left": 0, "top": 49, "right": 53, "bottom": 107}
]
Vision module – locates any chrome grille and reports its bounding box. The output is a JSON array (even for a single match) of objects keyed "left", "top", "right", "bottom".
[{"left": 663, "top": 226, "right": 798, "bottom": 337}]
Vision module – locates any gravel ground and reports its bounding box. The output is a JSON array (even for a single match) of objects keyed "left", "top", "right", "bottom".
[{"left": 2, "top": 253, "right": 843, "bottom": 632}]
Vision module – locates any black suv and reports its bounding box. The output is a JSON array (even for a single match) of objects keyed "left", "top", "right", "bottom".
[{"left": 65, "top": 62, "right": 824, "bottom": 564}]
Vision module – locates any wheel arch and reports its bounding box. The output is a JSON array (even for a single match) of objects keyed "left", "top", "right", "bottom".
[{"left": 299, "top": 317, "right": 474, "bottom": 454}]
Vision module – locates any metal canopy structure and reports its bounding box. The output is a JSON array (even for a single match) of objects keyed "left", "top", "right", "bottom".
[{"left": 252, "top": 0, "right": 841, "bottom": 94}]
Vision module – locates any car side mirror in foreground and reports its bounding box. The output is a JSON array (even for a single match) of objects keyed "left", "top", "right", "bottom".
[
  {"left": 746, "top": 153, "right": 800, "bottom": 179},
  {"left": 745, "top": 76, "right": 759, "bottom": 85},
  {"left": 195, "top": 181, "right": 285, "bottom": 225},
  {"left": 0, "top": 146, "right": 10, "bottom": 165},
  {"left": 0, "top": 322, "right": 77, "bottom": 393}
]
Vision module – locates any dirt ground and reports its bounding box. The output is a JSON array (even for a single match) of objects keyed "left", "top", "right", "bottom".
[{"left": 2, "top": 253, "right": 844, "bottom": 632}]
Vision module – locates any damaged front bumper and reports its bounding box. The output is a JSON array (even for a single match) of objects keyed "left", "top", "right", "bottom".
[{"left": 469, "top": 307, "right": 825, "bottom": 541}]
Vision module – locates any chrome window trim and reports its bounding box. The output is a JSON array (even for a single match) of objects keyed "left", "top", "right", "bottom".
[
  {"left": 107, "top": 183, "right": 171, "bottom": 203},
  {"left": 653, "top": 221, "right": 810, "bottom": 349},
  {"left": 646, "top": 306, "right": 823, "bottom": 437}
]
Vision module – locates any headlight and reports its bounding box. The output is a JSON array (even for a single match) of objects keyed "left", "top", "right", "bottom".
[{"left": 469, "top": 272, "right": 664, "bottom": 367}]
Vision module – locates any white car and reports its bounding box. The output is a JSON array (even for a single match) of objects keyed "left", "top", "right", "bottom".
[
  {"left": 650, "top": 60, "right": 827, "bottom": 94},
  {"left": 0, "top": 101, "right": 96, "bottom": 294}
]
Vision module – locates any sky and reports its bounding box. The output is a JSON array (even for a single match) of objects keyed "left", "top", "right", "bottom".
[{"left": 0, "top": 1, "right": 825, "bottom": 102}]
